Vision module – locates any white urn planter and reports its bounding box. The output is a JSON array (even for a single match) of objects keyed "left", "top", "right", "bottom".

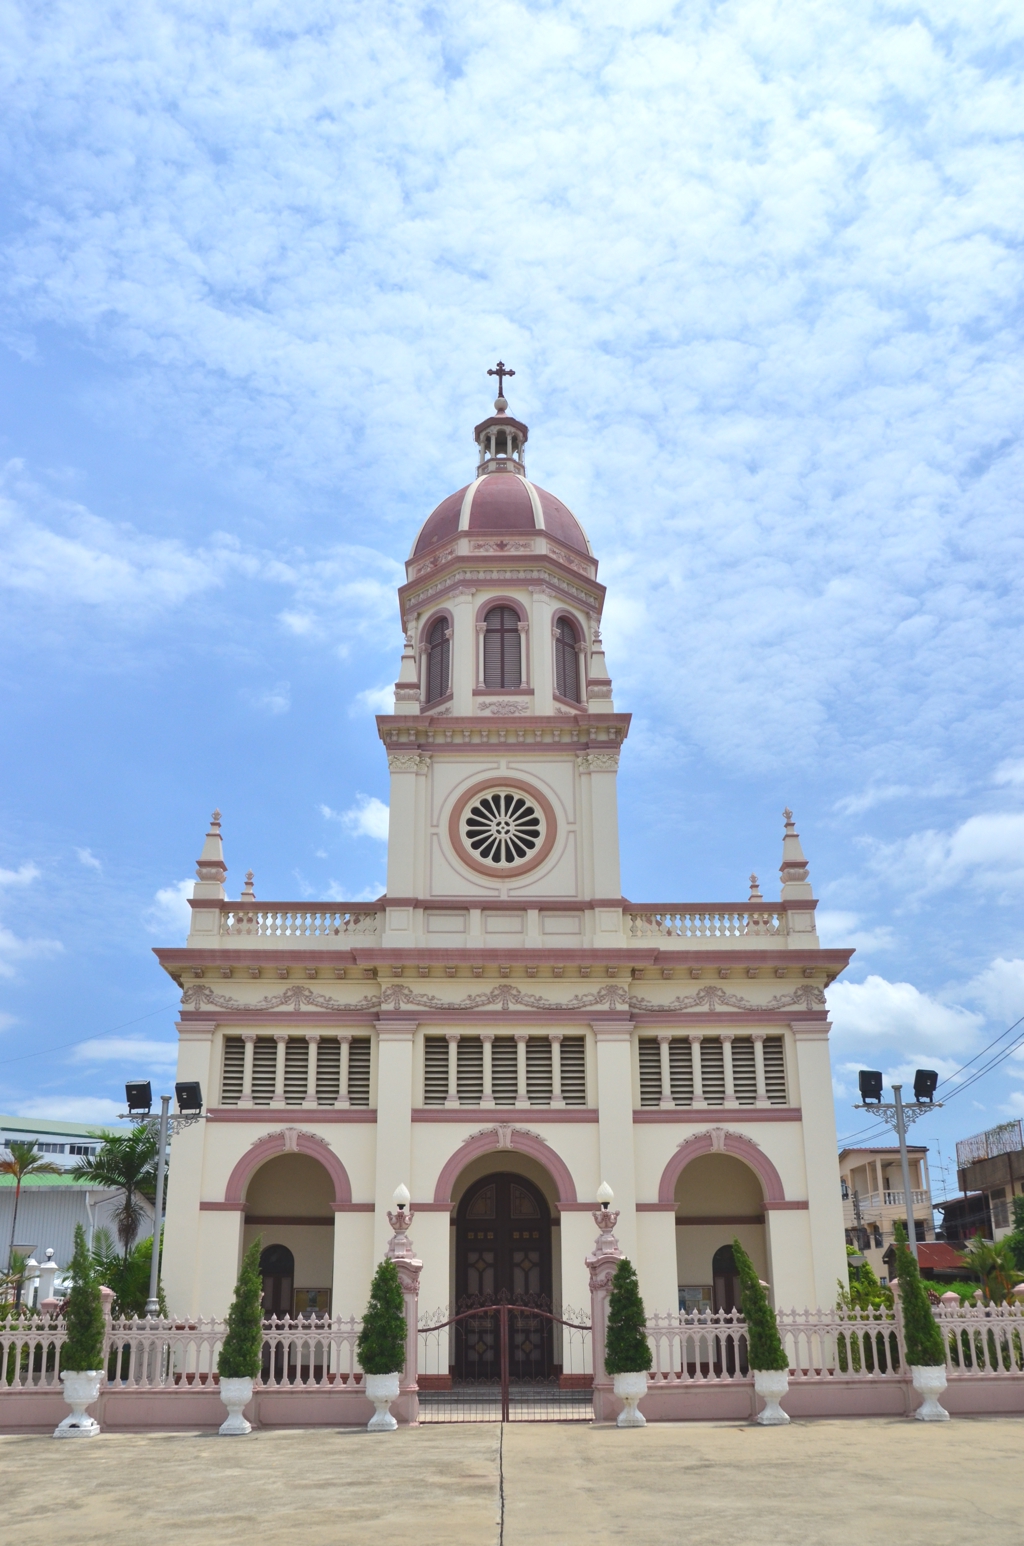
[
  {"left": 753, "top": 1369, "right": 791, "bottom": 1426},
  {"left": 365, "top": 1371, "right": 401, "bottom": 1431},
  {"left": 54, "top": 1371, "right": 103, "bottom": 1438},
  {"left": 911, "top": 1364, "right": 950, "bottom": 1422},
  {"left": 218, "top": 1376, "right": 255, "bottom": 1436},
  {"left": 613, "top": 1370, "right": 648, "bottom": 1427}
]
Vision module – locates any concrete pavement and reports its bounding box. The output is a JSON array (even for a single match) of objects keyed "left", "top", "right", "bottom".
[{"left": 1, "top": 1418, "right": 1020, "bottom": 1544}]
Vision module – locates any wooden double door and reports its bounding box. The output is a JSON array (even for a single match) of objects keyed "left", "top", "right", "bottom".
[{"left": 455, "top": 1172, "right": 554, "bottom": 1380}]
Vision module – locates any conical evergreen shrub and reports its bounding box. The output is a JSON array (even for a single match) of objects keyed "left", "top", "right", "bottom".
[
  {"left": 603, "top": 1257, "right": 652, "bottom": 1375},
  {"left": 62, "top": 1223, "right": 106, "bottom": 1373},
  {"left": 219, "top": 1237, "right": 264, "bottom": 1380},
  {"left": 732, "top": 1239, "right": 788, "bottom": 1372},
  {"left": 892, "top": 1220, "right": 945, "bottom": 1367},
  {"left": 357, "top": 1259, "right": 407, "bottom": 1376}
]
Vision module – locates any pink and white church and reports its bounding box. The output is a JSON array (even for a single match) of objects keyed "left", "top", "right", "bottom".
[{"left": 157, "top": 381, "right": 853, "bottom": 1332}]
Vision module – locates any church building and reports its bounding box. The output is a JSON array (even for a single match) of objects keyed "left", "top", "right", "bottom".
[{"left": 157, "top": 378, "right": 852, "bottom": 1333}]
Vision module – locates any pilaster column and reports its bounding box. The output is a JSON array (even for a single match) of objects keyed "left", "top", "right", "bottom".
[
  {"left": 518, "top": 620, "right": 530, "bottom": 688},
  {"left": 481, "top": 1033, "right": 495, "bottom": 1107},
  {"left": 303, "top": 1034, "right": 320, "bottom": 1108},
  {"left": 515, "top": 1032, "right": 529, "bottom": 1107},
  {"left": 445, "top": 1033, "right": 460, "bottom": 1108},
  {"left": 476, "top": 622, "right": 486, "bottom": 687},
  {"left": 550, "top": 1033, "right": 565, "bottom": 1108},
  {"left": 658, "top": 1033, "right": 672, "bottom": 1109},
  {"left": 753, "top": 1032, "right": 768, "bottom": 1108},
  {"left": 338, "top": 1033, "right": 351, "bottom": 1108},
  {"left": 373, "top": 1020, "right": 416, "bottom": 1260},
  {"left": 690, "top": 1033, "right": 706, "bottom": 1108},
  {"left": 722, "top": 1033, "right": 735, "bottom": 1105},
  {"left": 593, "top": 1019, "right": 638, "bottom": 1263},
  {"left": 273, "top": 1033, "right": 287, "bottom": 1105},
  {"left": 239, "top": 1032, "right": 256, "bottom": 1108}
]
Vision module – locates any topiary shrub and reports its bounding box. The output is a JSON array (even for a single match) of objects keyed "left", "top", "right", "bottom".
[
  {"left": 357, "top": 1260, "right": 407, "bottom": 1376},
  {"left": 62, "top": 1224, "right": 106, "bottom": 1373},
  {"left": 892, "top": 1220, "right": 945, "bottom": 1367},
  {"left": 732, "top": 1238, "right": 788, "bottom": 1372},
  {"left": 604, "top": 1258, "right": 652, "bottom": 1375},
  {"left": 219, "top": 1237, "right": 264, "bottom": 1380}
]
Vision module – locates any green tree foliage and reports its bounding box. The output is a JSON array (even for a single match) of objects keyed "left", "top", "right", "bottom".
[
  {"left": 62, "top": 1224, "right": 106, "bottom": 1372},
  {"left": 956, "top": 1235, "right": 1023, "bottom": 1305},
  {"left": 73, "top": 1127, "right": 158, "bottom": 1257},
  {"left": 837, "top": 1245, "right": 893, "bottom": 1312},
  {"left": 92, "top": 1231, "right": 166, "bottom": 1319},
  {"left": 733, "top": 1238, "right": 788, "bottom": 1372},
  {"left": 357, "top": 1259, "right": 407, "bottom": 1376},
  {"left": 1003, "top": 1196, "right": 1024, "bottom": 1272},
  {"left": 892, "top": 1220, "right": 945, "bottom": 1366},
  {"left": 2, "top": 1140, "right": 60, "bottom": 1272},
  {"left": 218, "top": 1237, "right": 265, "bottom": 1380},
  {"left": 603, "top": 1257, "right": 652, "bottom": 1376}
]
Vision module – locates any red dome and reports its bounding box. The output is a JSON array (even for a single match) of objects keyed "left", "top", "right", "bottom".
[{"left": 412, "top": 476, "right": 591, "bottom": 558}]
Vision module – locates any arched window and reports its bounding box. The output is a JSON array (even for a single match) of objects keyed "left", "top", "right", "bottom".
[
  {"left": 483, "top": 606, "right": 522, "bottom": 690},
  {"left": 554, "top": 616, "right": 581, "bottom": 702},
  {"left": 426, "top": 617, "right": 450, "bottom": 703}
]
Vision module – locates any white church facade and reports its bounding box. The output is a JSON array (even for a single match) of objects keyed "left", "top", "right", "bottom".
[{"left": 157, "top": 382, "right": 852, "bottom": 1331}]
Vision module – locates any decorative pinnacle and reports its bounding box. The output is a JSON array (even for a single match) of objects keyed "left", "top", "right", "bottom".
[
  {"left": 748, "top": 873, "right": 763, "bottom": 901},
  {"left": 783, "top": 807, "right": 794, "bottom": 826},
  {"left": 209, "top": 809, "right": 222, "bottom": 831},
  {"left": 241, "top": 870, "right": 255, "bottom": 899},
  {"left": 487, "top": 360, "right": 515, "bottom": 403}
]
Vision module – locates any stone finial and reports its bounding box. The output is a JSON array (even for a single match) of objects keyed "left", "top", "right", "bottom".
[
  {"left": 393, "top": 631, "right": 420, "bottom": 715},
  {"left": 779, "top": 807, "right": 812, "bottom": 901},
  {"left": 193, "top": 808, "right": 227, "bottom": 901},
  {"left": 586, "top": 629, "right": 614, "bottom": 708},
  {"left": 748, "top": 873, "right": 763, "bottom": 902},
  {"left": 241, "top": 870, "right": 256, "bottom": 900}
]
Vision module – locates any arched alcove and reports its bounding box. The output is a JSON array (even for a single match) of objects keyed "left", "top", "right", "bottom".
[
  {"left": 674, "top": 1153, "right": 769, "bottom": 1313},
  {"left": 242, "top": 1152, "right": 336, "bottom": 1317}
]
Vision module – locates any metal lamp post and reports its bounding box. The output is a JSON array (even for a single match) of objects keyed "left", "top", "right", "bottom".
[
  {"left": 120, "top": 1080, "right": 204, "bottom": 1316},
  {"left": 854, "top": 1070, "right": 941, "bottom": 1261}
]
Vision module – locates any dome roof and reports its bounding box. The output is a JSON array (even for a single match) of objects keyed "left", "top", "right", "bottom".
[{"left": 412, "top": 475, "right": 592, "bottom": 559}]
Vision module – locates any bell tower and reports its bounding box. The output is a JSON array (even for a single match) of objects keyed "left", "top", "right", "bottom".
[{"left": 377, "top": 373, "right": 630, "bottom": 949}]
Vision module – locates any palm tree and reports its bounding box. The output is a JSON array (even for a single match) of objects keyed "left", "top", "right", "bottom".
[
  {"left": 957, "top": 1235, "right": 1022, "bottom": 1304},
  {"left": 2, "top": 1140, "right": 61, "bottom": 1271},
  {"left": 73, "top": 1126, "right": 159, "bottom": 1258}
]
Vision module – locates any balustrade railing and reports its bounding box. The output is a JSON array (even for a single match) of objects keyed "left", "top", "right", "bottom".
[
  {"left": 213, "top": 907, "right": 381, "bottom": 942},
  {"left": 627, "top": 908, "right": 785, "bottom": 941}
]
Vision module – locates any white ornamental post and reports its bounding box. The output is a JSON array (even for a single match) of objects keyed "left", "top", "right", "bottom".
[
  {"left": 586, "top": 1182, "right": 624, "bottom": 1424},
  {"left": 385, "top": 1185, "right": 422, "bottom": 1426}
]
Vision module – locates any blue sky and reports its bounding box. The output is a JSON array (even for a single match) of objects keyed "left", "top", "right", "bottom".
[{"left": 1, "top": 0, "right": 1022, "bottom": 1196}]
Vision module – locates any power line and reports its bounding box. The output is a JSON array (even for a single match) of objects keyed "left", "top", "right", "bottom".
[{"left": 0, "top": 1003, "right": 180, "bottom": 1067}]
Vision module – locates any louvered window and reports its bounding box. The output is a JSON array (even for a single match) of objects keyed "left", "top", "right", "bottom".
[
  {"left": 457, "top": 1037, "right": 484, "bottom": 1104},
  {"left": 638, "top": 1038, "right": 662, "bottom": 1107},
  {"left": 559, "top": 1036, "right": 587, "bottom": 1105},
  {"left": 424, "top": 1037, "right": 449, "bottom": 1105},
  {"left": 251, "top": 1038, "right": 277, "bottom": 1105},
  {"left": 347, "top": 1037, "right": 371, "bottom": 1106},
  {"left": 554, "top": 616, "right": 580, "bottom": 702},
  {"left": 669, "top": 1039, "right": 694, "bottom": 1106},
  {"left": 491, "top": 1038, "right": 519, "bottom": 1105},
  {"left": 731, "top": 1038, "right": 757, "bottom": 1105},
  {"left": 526, "top": 1037, "right": 553, "bottom": 1105},
  {"left": 763, "top": 1037, "right": 787, "bottom": 1105},
  {"left": 316, "top": 1039, "right": 341, "bottom": 1105},
  {"left": 483, "top": 606, "right": 522, "bottom": 689},
  {"left": 426, "top": 617, "right": 450, "bottom": 703},
  {"left": 284, "top": 1039, "right": 309, "bottom": 1105},
  {"left": 221, "top": 1037, "right": 244, "bottom": 1105},
  {"left": 700, "top": 1039, "right": 725, "bottom": 1106}
]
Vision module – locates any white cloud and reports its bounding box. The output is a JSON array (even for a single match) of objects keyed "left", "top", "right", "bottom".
[
  {"left": 994, "top": 760, "right": 1024, "bottom": 788},
  {"left": 0, "top": 1013, "right": 18, "bottom": 1034},
  {"left": 248, "top": 682, "right": 290, "bottom": 715},
  {"left": 963, "top": 958, "right": 1024, "bottom": 1026},
  {"left": 866, "top": 813, "right": 1024, "bottom": 899},
  {"left": 815, "top": 910, "right": 896, "bottom": 956},
  {"left": 143, "top": 880, "right": 193, "bottom": 937},
  {"left": 72, "top": 1037, "right": 178, "bottom": 1068},
  {"left": 75, "top": 847, "right": 102, "bottom": 872},
  {"left": 826, "top": 974, "right": 983, "bottom": 1059},
  {"left": 0, "top": 862, "right": 40, "bottom": 887},
  {"left": 324, "top": 880, "right": 385, "bottom": 904},
  {"left": 833, "top": 787, "right": 913, "bottom": 818},
  {"left": 12, "top": 1097, "right": 127, "bottom": 1125},
  {"left": 320, "top": 797, "right": 390, "bottom": 843},
  {"left": 0, "top": 925, "right": 63, "bottom": 980},
  {"left": 350, "top": 685, "right": 395, "bottom": 716}
]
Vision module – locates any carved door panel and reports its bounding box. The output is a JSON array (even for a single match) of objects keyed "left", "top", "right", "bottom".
[{"left": 455, "top": 1173, "right": 553, "bottom": 1378}]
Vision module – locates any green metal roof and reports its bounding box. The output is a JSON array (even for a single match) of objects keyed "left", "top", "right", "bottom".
[{"left": 0, "top": 1114, "right": 123, "bottom": 1140}]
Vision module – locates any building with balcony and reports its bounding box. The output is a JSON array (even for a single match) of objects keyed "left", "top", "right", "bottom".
[
  {"left": 839, "top": 1144, "right": 934, "bottom": 1280},
  {"left": 936, "top": 1120, "right": 1024, "bottom": 1243},
  {"left": 156, "top": 382, "right": 854, "bottom": 1333}
]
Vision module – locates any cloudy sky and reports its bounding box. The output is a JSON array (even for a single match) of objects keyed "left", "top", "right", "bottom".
[{"left": 1, "top": 0, "right": 1022, "bottom": 1191}]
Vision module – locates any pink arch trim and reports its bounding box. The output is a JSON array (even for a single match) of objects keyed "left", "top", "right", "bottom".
[
  {"left": 657, "top": 1130, "right": 787, "bottom": 1207},
  {"left": 433, "top": 1129, "right": 579, "bottom": 1209},
  {"left": 223, "top": 1130, "right": 352, "bottom": 1208}
]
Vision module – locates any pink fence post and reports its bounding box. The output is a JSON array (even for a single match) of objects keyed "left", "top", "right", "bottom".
[
  {"left": 386, "top": 1204, "right": 422, "bottom": 1426},
  {"left": 586, "top": 1199, "right": 623, "bottom": 1423}
]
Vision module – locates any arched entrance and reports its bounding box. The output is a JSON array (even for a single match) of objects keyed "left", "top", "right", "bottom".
[
  {"left": 241, "top": 1151, "right": 336, "bottom": 1319},
  {"left": 260, "top": 1243, "right": 295, "bottom": 1317},
  {"left": 454, "top": 1171, "right": 554, "bottom": 1380},
  {"left": 711, "top": 1243, "right": 742, "bottom": 1314}
]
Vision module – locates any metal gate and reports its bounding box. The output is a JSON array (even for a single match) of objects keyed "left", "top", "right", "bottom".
[{"left": 417, "top": 1296, "right": 592, "bottom": 1422}]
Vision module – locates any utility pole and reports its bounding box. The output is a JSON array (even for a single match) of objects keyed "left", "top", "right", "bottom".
[
  {"left": 892, "top": 1085, "right": 918, "bottom": 1262},
  {"left": 145, "top": 1096, "right": 171, "bottom": 1317}
]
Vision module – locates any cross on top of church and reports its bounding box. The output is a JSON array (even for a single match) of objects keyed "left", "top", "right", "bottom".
[{"left": 487, "top": 360, "right": 515, "bottom": 398}]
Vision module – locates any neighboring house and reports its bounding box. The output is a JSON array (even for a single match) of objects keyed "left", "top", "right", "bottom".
[
  {"left": 839, "top": 1144, "right": 933, "bottom": 1282},
  {"left": 881, "top": 1239, "right": 966, "bottom": 1286},
  {"left": 1, "top": 1115, "right": 154, "bottom": 1291},
  {"left": 944, "top": 1121, "right": 1024, "bottom": 1243}
]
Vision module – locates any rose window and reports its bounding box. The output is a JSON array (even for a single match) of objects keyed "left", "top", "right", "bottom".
[{"left": 462, "top": 789, "right": 544, "bottom": 866}]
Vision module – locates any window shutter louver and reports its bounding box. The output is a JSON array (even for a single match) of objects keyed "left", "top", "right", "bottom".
[
  {"left": 220, "top": 1037, "right": 244, "bottom": 1105},
  {"left": 763, "top": 1037, "right": 787, "bottom": 1104},
  {"left": 669, "top": 1039, "right": 694, "bottom": 1106},
  {"left": 284, "top": 1038, "right": 308, "bottom": 1105},
  {"left": 347, "top": 1037, "right": 371, "bottom": 1106},
  {"left": 491, "top": 1038, "right": 519, "bottom": 1105},
  {"left": 424, "top": 1036, "right": 449, "bottom": 1105},
  {"left": 700, "top": 1039, "right": 725, "bottom": 1105},
  {"left": 638, "top": 1038, "right": 662, "bottom": 1107},
  {"left": 315, "top": 1038, "right": 341, "bottom": 1105},
  {"left": 731, "top": 1038, "right": 757, "bottom": 1105},
  {"left": 526, "top": 1037, "right": 553, "bottom": 1105},
  {"left": 251, "top": 1038, "right": 277, "bottom": 1105},
  {"left": 457, "top": 1037, "right": 484, "bottom": 1104},
  {"left": 559, "top": 1036, "right": 587, "bottom": 1105}
]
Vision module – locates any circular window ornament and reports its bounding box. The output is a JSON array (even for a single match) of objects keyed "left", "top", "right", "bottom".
[{"left": 449, "top": 779, "right": 558, "bottom": 879}]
